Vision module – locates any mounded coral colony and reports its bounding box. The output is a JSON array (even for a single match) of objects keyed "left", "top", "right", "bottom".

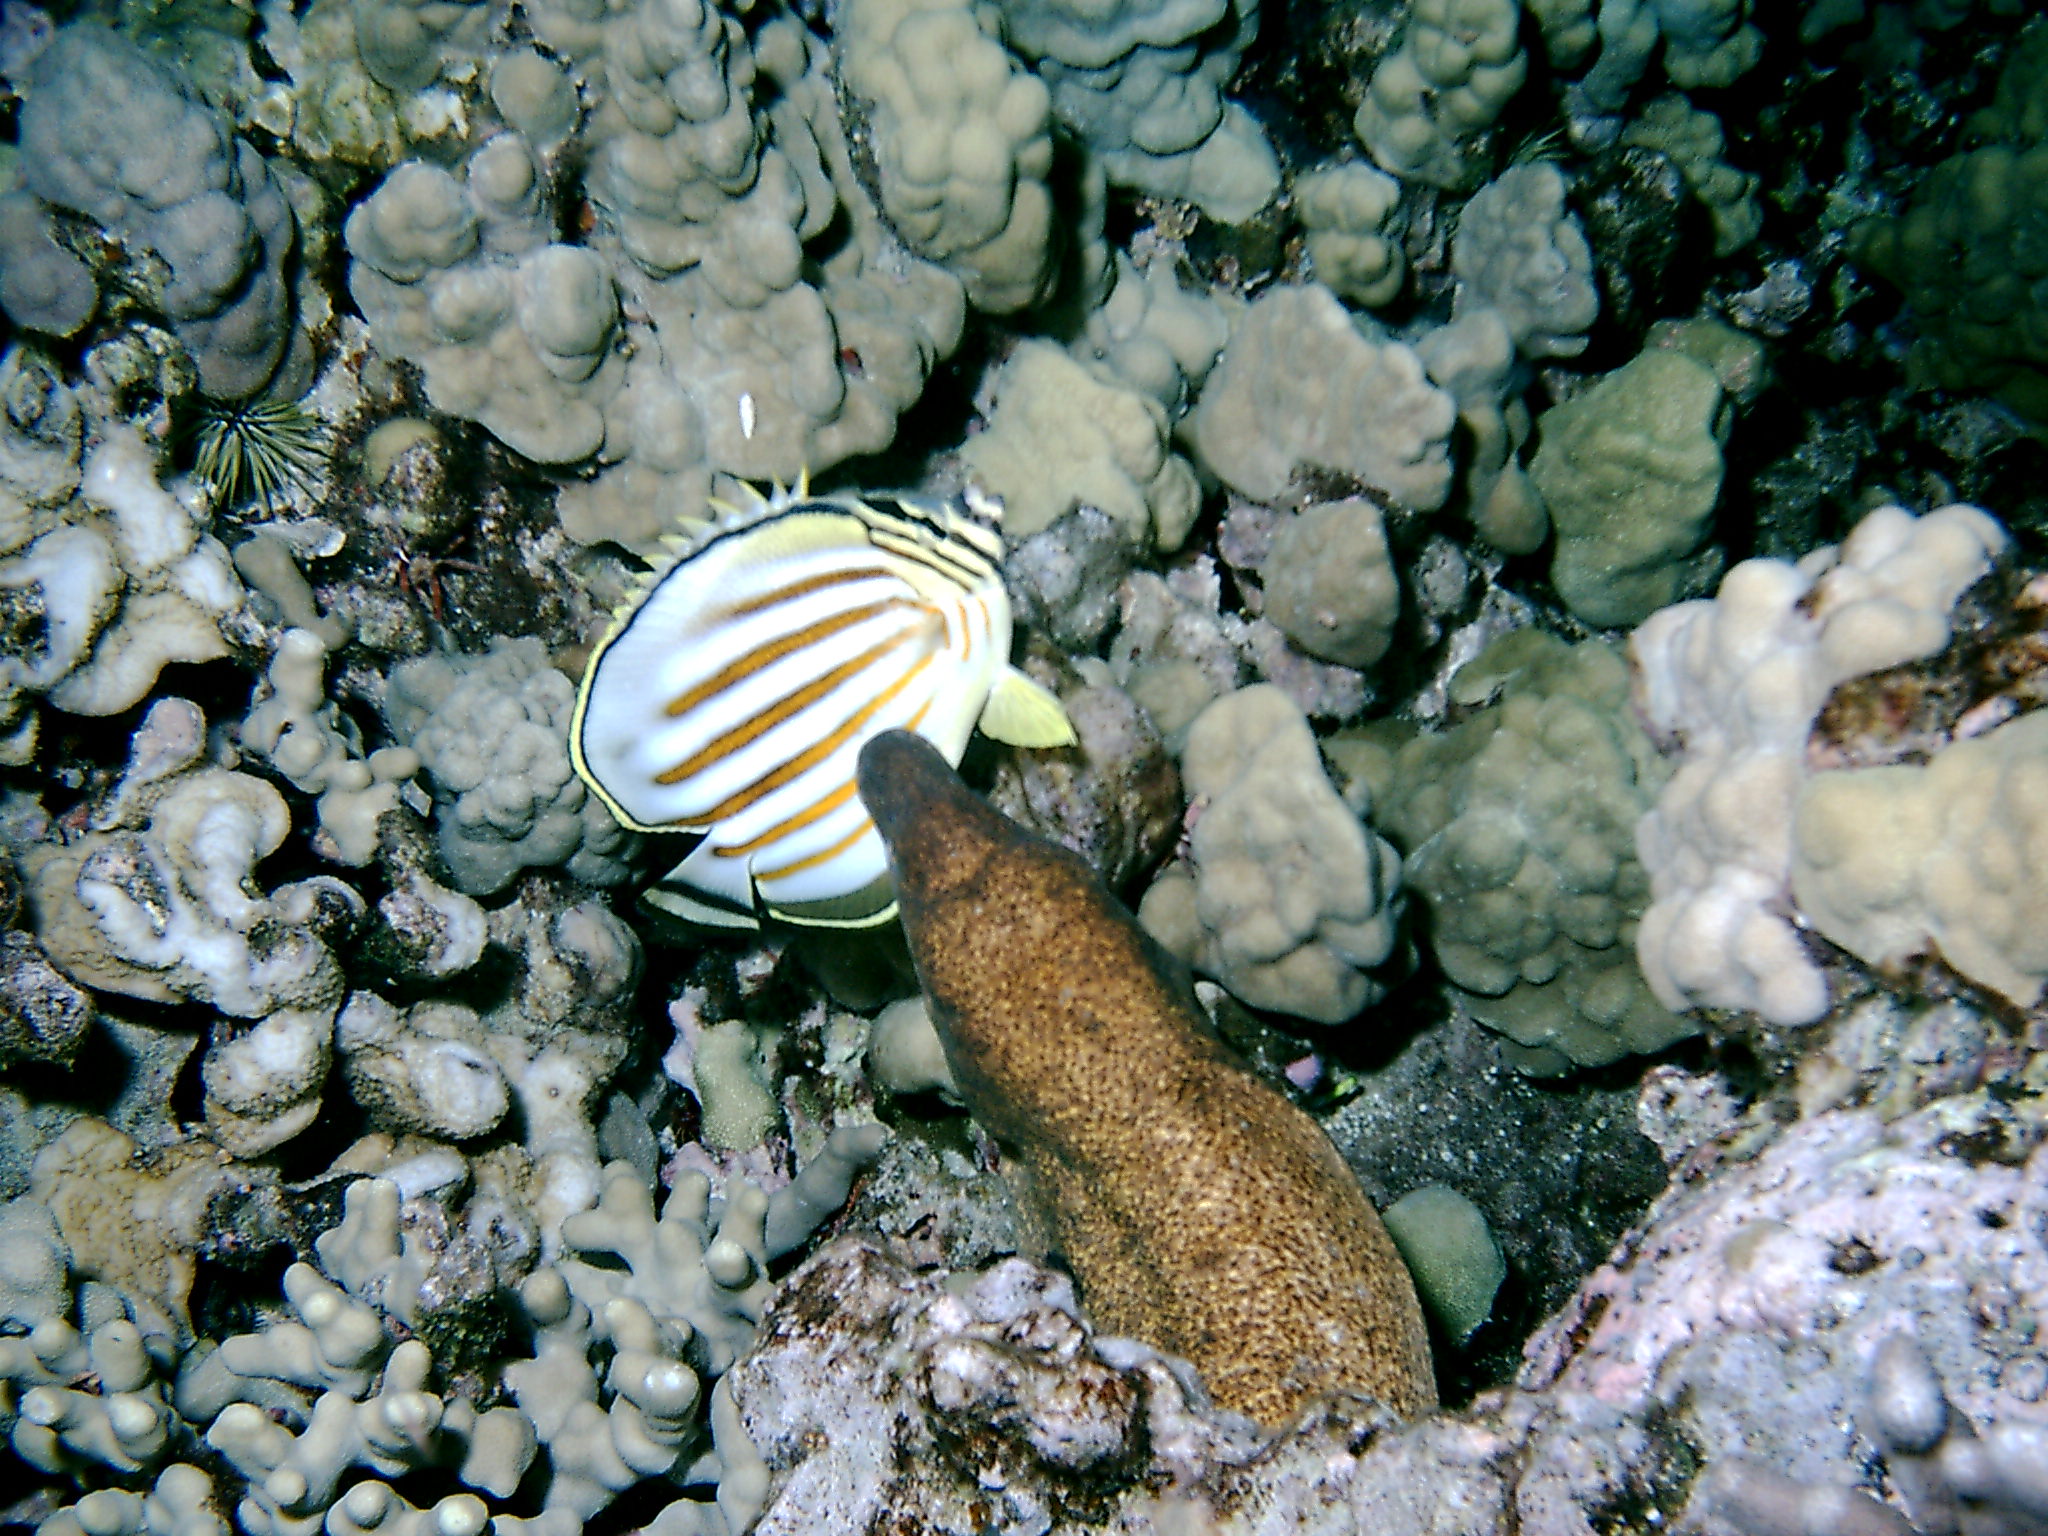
[{"left": 5, "top": 2, "right": 2048, "bottom": 1535}]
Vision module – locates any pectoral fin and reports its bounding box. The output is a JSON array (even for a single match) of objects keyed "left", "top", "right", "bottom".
[{"left": 978, "top": 668, "right": 1077, "bottom": 748}]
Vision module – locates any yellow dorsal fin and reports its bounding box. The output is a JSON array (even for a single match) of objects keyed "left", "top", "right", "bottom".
[
  {"left": 722, "top": 505, "right": 876, "bottom": 563},
  {"left": 979, "top": 668, "right": 1077, "bottom": 748},
  {"left": 797, "top": 465, "right": 811, "bottom": 497}
]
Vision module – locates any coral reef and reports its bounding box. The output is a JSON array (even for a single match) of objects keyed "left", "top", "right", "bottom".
[
  {"left": 983, "top": 675, "right": 1182, "bottom": 892},
  {"left": 239, "top": 627, "right": 418, "bottom": 867},
  {"left": 1619, "top": 94, "right": 1760, "bottom": 257},
  {"left": 1071, "top": 253, "right": 1233, "bottom": 415},
  {"left": 1451, "top": 163, "right": 1599, "bottom": 361},
  {"left": 343, "top": 137, "right": 624, "bottom": 469},
  {"left": 1295, "top": 163, "right": 1405, "bottom": 309},
  {"left": 1259, "top": 498, "right": 1401, "bottom": 670},
  {"left": 23, "top": 698, "right": 352, "bottom": 1154},
  {"left": 730, "top": 1032, "right": 2048, "bottom": 1535},
  {"left": 344, "top": 0, "right": 968, "bottom": 552},
  {"left": 10, "top": 2, "right": 2048, "bottom": 1532}
]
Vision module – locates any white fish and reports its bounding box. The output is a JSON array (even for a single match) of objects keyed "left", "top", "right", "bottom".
[{"left": 570, "top": 483, "right": 1076, "bottom": 929}]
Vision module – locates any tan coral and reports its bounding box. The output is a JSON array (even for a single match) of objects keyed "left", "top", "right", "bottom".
[
  {"left": 1140, "top": 685, "right": 1404, "bottom": 1025},
  {"left": 857, "top": 729, "right": 1435, "bottom": 1427},
  {"left": 960, "top": 340, "right": 1200, "bottom": 551},
  {"left": 29, "top": 1118, "right": 268, "bottom": 1339}
]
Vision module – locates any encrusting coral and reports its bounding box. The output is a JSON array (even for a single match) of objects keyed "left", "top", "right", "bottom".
[
  {"left": 1792, "top": 707, "right": 2048, "bottom": 1009},
  {"left": 959, "top": 340, "right": 1200, "bottom": 551},
  {"left": 857, "top": 727, "right": 1434, "bottom": 1426},
  {"left": 1527, "top": 344, "right": 1730, "bottom": 629},
  {"left": 1450, "top": 163, "right": 1599, "bottom": 361},
  {"left": 381, "top": 637, "right": 636, "bottom": 898},
  {"left": 26, "top": 1116, "right": 274, "bottom": 1343},
  {"left": 1849, "top": 24, "right": 2048, "bottom": 419},
  {"left": 1, "top": 402, "right": 247, "bottom": 763},
  {"left": 22, "top": 697, "right": 355, "bottom": 1155},
  {"left": 1187, "top": 283, "right": 1456, "bottom": 511},
  {"left": 1, "top": 24, "right": 305, "bottom": 402}
]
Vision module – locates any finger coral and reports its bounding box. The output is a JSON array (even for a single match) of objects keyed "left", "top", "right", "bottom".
[
  {"left": 837, "top": 0, "right": 1063, "bottom": 313},
  {"left": 1, "top": 412, "right": 246, "bottom": 761},
  {"left": 23, "top": 698, "right": 355, "bottom": 1155},
  {"left": 6, "top": 1123, "right": 886, "bottom": 1536}
]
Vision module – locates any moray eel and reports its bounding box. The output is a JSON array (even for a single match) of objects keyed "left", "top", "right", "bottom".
[{"left": 857, "top": 729, "right": 1436, "bottom": 1427}]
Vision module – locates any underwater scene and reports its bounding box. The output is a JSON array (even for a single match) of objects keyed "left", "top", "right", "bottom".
[{"left": 3, "top": 0, "right": 2048, "bottom": 1529}]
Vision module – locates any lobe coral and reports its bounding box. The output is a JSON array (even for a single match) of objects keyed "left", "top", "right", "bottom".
[{"left": 856, "top": 730, "right": 1436, "bottom": 1427}]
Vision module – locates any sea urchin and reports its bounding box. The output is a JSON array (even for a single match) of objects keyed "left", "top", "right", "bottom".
[{"left": 186, "top": 397, "right": 326, "bottom": 512}]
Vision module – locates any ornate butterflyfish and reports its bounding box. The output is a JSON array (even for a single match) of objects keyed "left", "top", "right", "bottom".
[{"left": 569, "top": 483, "right": 1076, "bottom": 929}]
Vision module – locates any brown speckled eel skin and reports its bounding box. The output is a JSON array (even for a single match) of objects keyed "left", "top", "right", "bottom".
[{"left": 857, "top": 729, "right": 1436, "bottom": 1427}]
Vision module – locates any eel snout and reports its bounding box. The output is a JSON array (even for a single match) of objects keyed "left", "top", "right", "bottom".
[{"left": 856, "top": 728, "right": 1003, "bottom": 905}]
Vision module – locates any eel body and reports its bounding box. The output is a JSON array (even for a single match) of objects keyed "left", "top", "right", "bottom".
[{"left": 857, "top": 729, "right": 1436, "bottom": 1426}]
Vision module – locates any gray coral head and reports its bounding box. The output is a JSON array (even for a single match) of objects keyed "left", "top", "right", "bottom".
[{"left": 13, "top": 22, "right": 300, "bottom": 401}]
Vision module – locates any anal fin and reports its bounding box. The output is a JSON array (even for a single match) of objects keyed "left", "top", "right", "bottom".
[{"left": 643, "top": 841, "right": 764, "bottom": 930}]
